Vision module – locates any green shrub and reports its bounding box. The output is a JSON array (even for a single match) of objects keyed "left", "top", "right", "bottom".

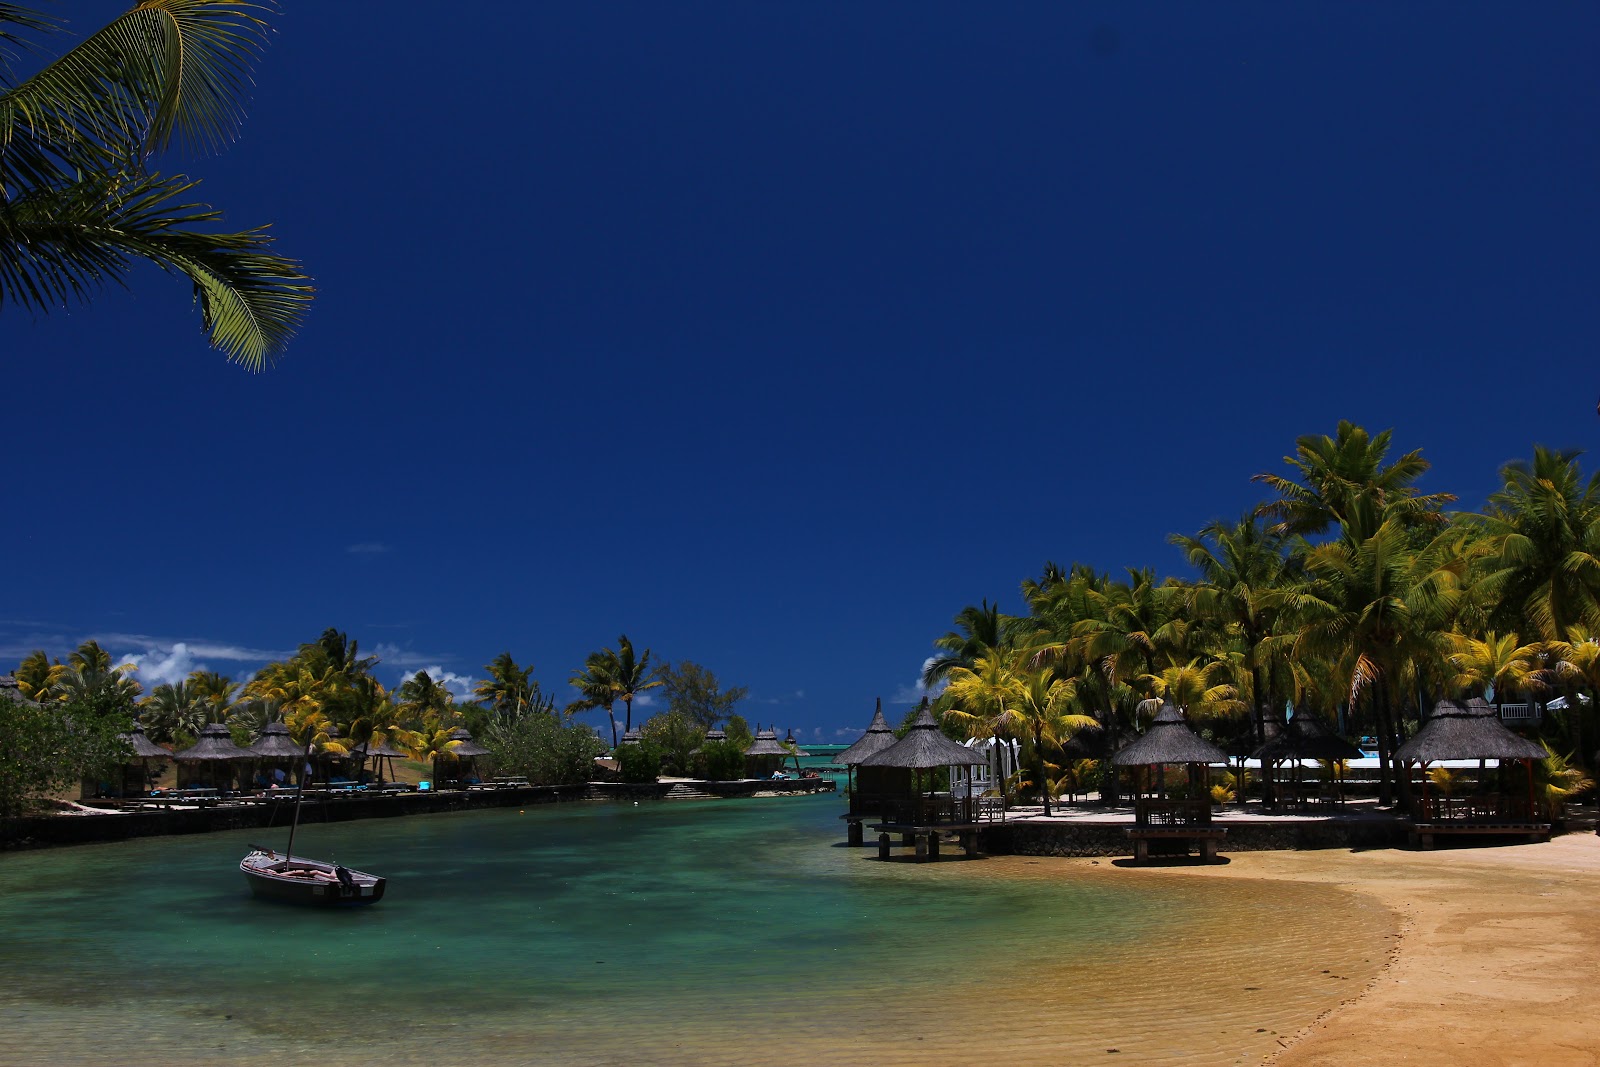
[
  {"left": 616, "top": 740, "right": 664, "bottom": 783},
  {"left": 695, "top": 738, "right": 746, "bottom": 781}
]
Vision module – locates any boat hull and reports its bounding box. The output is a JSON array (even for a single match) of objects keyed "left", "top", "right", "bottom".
[{"left": 240, "top": 850, "right": 386, "bottom": 907}]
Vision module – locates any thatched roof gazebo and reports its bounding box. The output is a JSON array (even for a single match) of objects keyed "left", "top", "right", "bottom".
[
  {"left": 1396, "top": 698, "right": 1549, "bottom": 828},
  {"left": 834, "top": 701, "right": 896, "bottom": 765},
  {"left": 246, "top": 722, "right": 306, "bottom": 788},
  {"left": 0, "top": 675, "right": 40, "bottom": 707},
  {"left": 172, "top": 722, "right": 252, "bottom": 792},
  {"left": 350, "top": 737, "right": 410, "bottom": 785},
  {"left": 1252, "top": 712, "right": 1363, "bottom": 808},
  {"left": 782, "top": 729, "right": 809, "bottom": 774},
  {"left": 1111, "top": 704, "right": 1226, "bottom": 827},
  {"left": 743, "top": 725, "right": 789, "bottom": 779},
  {"left": 834, "top": 701, "right": 900, "bottom": 841},
  {"left": 83, "top": 721, "right": 172, "bottom": 800},
  {"left": 433, "top": 727, "right": 491, "bottom": 787},
  {"left": 859, "top": 706, "right": 987, "bottom": 826}
]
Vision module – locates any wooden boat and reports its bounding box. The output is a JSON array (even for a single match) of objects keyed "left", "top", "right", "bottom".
[
  {"left": 240, "top": 738, "right": 387, "bottom": 906},
  {"left": 240, "top": 847, "right": 386, "bottom": 906}
]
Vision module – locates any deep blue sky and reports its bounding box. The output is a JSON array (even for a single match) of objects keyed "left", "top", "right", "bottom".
[{"left": 5, "top": 3, "right": 1596, "bottom": 742}]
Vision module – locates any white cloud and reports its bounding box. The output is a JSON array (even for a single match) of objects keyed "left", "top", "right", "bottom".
[
  {"left": 116, "top": 642, "right": 206, "bottom": 688},
  {"left": 371, "top": 642, "right": 455, "bottom": 670},
  {"left": 91, "top": 632, "right": 284, "bottom": 662}
]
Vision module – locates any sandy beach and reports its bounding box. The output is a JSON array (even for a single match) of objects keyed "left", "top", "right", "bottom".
[{"left": 1158, "top": 833, "right": 1600, "bottom": 1067}]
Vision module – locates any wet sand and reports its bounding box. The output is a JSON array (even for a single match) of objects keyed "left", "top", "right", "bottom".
[{"left": 1176, "top": 833, "right": 1600, "bottom": 1067}]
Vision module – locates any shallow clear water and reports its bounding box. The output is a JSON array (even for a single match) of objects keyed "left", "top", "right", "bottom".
[{"left": 0, "top": 797, "right": 1390, "bottom": 1066}]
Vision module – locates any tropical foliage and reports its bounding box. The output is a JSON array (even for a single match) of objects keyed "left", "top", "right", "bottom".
[
  {"left": 924, "top": 423, "right": 1600, "bottom": 809},
  {"left": 0, "top": 1, "right": 313, "bottom": 368}
]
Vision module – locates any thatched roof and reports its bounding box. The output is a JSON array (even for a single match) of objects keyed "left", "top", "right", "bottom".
[
  {"left": 1110, "top": 705, "right": 1228, "bottom": 766},
  {"left": 1059, "top": 722, "right": 1111, "bottom": 760},
  {"left": 1253, "top": 713, "right": 1363, "bottom": 763},
  {"left": 860, "top": 707, "right": 987, "bottom": 769},
  {"left": 121, "top": 722, "right": 171, "bottom": 760},
  {"left": 0, "top": 675, "right": 40, "bottom": 708},
  {"left": 1217, "top": 708, "right": 1282, "bottom": 759},
  {"left": 353, "top": 737, "right": 410, "bottom": 759},
  {"left": 1395, "top": 698, "right": 1548, "bottom": 763},
  {"left": 443, "top": 727, "right": 491, "bottom": 758},
  {"left": 834, "top": 701, "right": 898, "bottom": 765},
  {"left": 173, "top": 722, "right": 252, "bottom": 761},
  {"left": 620, "top": 728, "right": 642, "bottom": 746},
  {"left": 782, "top": 729, "right": 810, "bottom": 758},
  {"left": 744, "top": 725, "right": 788, "bottom": 756},
  {"left": 701, "top": 726, "right": 727, "bottom": 743},
  {"left": 246, "top": 722, "right": 305, "bottom": 759}
]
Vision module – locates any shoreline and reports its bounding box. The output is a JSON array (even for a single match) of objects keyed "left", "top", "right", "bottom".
[{"left": 1127, "top": 833, "right": 1600, "bottom": 1067}]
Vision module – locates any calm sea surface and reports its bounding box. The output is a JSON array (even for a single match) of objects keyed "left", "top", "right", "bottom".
[{"left": 0, "top": 796, "right": 1391, "bottom": 1066}]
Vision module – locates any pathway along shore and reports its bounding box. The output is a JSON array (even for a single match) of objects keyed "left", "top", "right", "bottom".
[{"left": 1208, "top": 833, "right": 1600, "bottom": 1067}]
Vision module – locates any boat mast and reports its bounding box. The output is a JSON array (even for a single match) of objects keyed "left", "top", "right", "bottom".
[{"left": 284, "top": 741, "right": 314, "bottom": 862}]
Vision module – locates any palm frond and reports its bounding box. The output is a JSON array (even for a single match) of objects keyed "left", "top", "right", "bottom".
[{"left": 2, "top": 171, "right": 311, "bottom": 367}]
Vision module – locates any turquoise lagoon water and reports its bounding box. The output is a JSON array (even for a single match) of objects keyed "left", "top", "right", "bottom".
[{"left": 0, "top": 796, "right": 1389, "bottom": 1066}]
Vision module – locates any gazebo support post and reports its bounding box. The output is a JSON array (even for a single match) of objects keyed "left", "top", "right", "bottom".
[{"left": 1524, "top": 758, "right": 1536, "bottom": 821}]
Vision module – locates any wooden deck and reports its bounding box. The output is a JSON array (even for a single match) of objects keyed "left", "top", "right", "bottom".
[{"left": 1125, "top": 826, "right": 1228, "bottom": 864}]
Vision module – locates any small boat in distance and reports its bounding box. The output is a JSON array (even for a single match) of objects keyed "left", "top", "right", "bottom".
[
  {"left": 240, "top": 847, "right": 386, "bottom": 906},
  {"left": 240, "top": 737, "right": 387, "bottom": 907}
]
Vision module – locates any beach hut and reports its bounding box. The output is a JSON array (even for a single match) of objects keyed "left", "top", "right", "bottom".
[
  {"left": 83, "top": 721, "right": 171, "bottom": 799},
  {"left": 620, "top": 727, "right": 643, "bottom": 746},
  {"left": 350, "top": 737, "right": 410, "bottom": 785},
  {"left": 0, "top": 675, "right": 38, "bottom": 706},
  {"left": 1252, "top": 712, "right": 1363, "bottom": 809},
  {"left": 859, "top": 706, "right": 989, "bottom": 827},
  {"left": 1394, "top": 698, "right": 1550, "bottom": 846},
  {"left": 246, "top": 722, "right": 307, "bottom": 789},
  {"left": 172, "top": 722, "right": 253, "bottom": 792},
  {"left": 1111, "top": 704, "right": 1227, "bottom": 834},
  {"left": 834, "top": 700, "right": 902, "bottom": 842},
  {"left": 433, "top": 727, "right": 492, "bottom": 787},
  {"left": 743, "top": 725, "right": 789, "bottom": 779},
  {"left": 782, "top": 728, "right": 810, "bottom": 774}
]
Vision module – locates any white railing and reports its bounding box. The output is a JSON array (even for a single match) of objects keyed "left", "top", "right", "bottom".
[{"left": 1498, "top": 703, "right": 1541, "bottom": 722}]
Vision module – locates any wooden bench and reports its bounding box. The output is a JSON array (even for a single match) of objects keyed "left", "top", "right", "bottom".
[
  {"left": 1409, "top": 823, "right": 1550, "bottom": 850},
  {"left": 1125, "top": 827, "right": 1227, "bottom": 864}
]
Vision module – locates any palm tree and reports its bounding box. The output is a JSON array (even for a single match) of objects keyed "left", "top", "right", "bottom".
[
  {"left": 396, "top": 670, "right": 456, "bottom": 728},
  {"left": 1445, "top": 631, "right": 1546, "bottom": 702},
  {"left": 13, "top": 650, "right": 64, "bottom": 702},
  {"left": 1291, "top": 502, "right": 1467, "bottom": 804},
  {"left": 52, "top": 639, "right": 142, "bottom": 710},
  {"left": 139, "top": 680, "right": 209, "bottom": 743},
  {"left": 941, "top": 650, "right": 1026, "bottom": 798},
  {"left": 1171, "top": 513, "right": 1296, "bottom": 743},
  {"left": 475, "top": 652, "right": 551, "bottom": 716},
  {"left": 1473, "top": 446, "right": 1600, "bottom": 643},
  {"left": 1006, "top": 668, "right": 1097, "bottom": 817},
  {"left": 923, "top": 600, "right": 1015, "bottom": 687},
  {"left": 1547, "top": 627, "right": 1600, "bottom": 768},
  {"left": 1137, "top": 660, "right": 1243, "bottom": 726},
  {"left": 0, "top": 1, "right": 313, "bottom": 368},
  {"left": 568, "top": 651, "right": 620, "bottom": 745},
  {"left": 568, "top": 636, "right": 662, "bottom": 745},
  {"left": 1253, "top": 421, "right": 1455, "bottom": 537},
  {"left": 186, "top": 670, "right": 237, "bottom": 721}
]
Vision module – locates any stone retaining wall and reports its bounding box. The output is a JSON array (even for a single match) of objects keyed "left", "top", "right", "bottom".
[
  {"left": 0, "top": 777, "right": 835, "bottom": 852},
  {"left": 980, "top": 817, "right": 1410, "bottom": 857}
]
